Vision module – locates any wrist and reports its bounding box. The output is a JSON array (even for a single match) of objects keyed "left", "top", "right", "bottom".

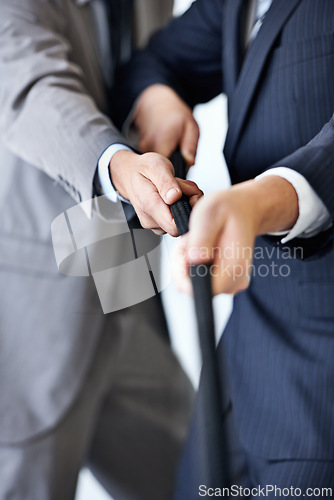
[
  {"left": 250, "top": 176, "right": 299, "bottom": 235},
  {"left": 134, "top": 84, "right": 179, "bottom": 125},
  {"left": 109, "top": 149, "right": 138, "bottom": 200}
]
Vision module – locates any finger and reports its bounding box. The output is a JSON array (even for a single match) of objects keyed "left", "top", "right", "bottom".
[
  {"left": 187, "top": 195, "right": 224, "bottom": 265},
  {"left": 138, "top": 209, "right": 173, "bottom": 236},
  {"left": 139, "top": 125, "right": 179, "bottom": 158},
  {"left": 171, "top": 236, "right": 193, "bottom": 295},
  {"left": 180, "top": 118, "right": 200, "bottom": 167},
  {"left": 209, "top": 229, "right": 253, "bottom": 295},
  {"left": 211, "top": 260, "right": 250, "bottom": 296},
  {"left": 137, "top": 177, "right": 179, "bottom": 236},
  {"left": 143, "top": 157, "right": 182, "bottom": 206},
  {"left": 176, "top": 178, "right": 203, "bottom": 198},
  {"left": 176, "top": 179, "right": 203, "bottom": 208},
  {"left": 135, "top": 209, "right": 160, "bottom": 231},
  {"left": 188, "top": 194, "right": 203, "bottom": 208},
  {"left": 152, "top": 228, "right": 166, "bottom": 236}
]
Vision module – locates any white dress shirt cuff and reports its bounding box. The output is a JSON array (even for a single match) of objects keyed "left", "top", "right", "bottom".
[
  {"left": 97, "top": 143, "right": 133, "bottom": 203},
  {"left": 256, "top": 167, "right": 332, "bottom": 243}
]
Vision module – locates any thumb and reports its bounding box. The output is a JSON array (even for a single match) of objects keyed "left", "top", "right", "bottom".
[{"left": 149, "top": 157, "right": 182, "bottom": 205}]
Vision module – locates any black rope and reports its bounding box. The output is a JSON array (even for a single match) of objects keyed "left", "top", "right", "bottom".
[{"left": 169, "top": 151, "right": 230, "bottom": 492}]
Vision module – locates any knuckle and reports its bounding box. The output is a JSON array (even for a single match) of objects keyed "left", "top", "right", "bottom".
[
  {"left": 186, "top": 180, "right": 202, "bottom": 193},
  {"left": 134, "top": 197, "right": 147, "bottom": 213},
  {"left": 152, "top": 229, "right": 166, "bottom": 236},
  {"left": 144, "top": 154, "right": 167, "bottom": 174},
  {"left": 185, "top": 179, "right": 197, "bottom": 187},
  {"left": 140, "top": 221, "right": 151, "bottom": 230},
  {"left": 139, "top": 215, "right": 153, "bottom": 230},
  {"left": 148, "top": 191, "right": 163, "bottom": 207}
]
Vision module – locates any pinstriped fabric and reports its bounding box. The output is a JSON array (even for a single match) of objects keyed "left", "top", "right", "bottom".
[
  {"left": 279, "top": 0, "right": 334, "bottom": 43},
  {"left": 227, "top": 0, "right": 334, "bottom": 182},
  {"left": 224, "top": 0, "right": 303, "bottom": 168},
  {"left": 248, "top": 455, "right": 334, "bottom": 496},
  {"left": 174, "top": 1, "right": 334, "bottom": 495},
  {"left": 119, "top": 0, "right": 334, "bottom": 490},
  {"left": 224, "top": 1, "right": 334, "bottom": 229},
  {"left": 178, "top": 0, "right": 334, "bottom": 481},
  {"left": 268, "top": 0, "right": 334, "bottom": 220},
  {"left": 219, "top": 230, "right": 334, "bottom": 461},
  {"left": 220, "top": 403, "right": 334, "bottom": 494}
]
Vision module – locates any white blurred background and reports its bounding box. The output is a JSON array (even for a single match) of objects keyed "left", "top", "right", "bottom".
[{"left": 76, "top": 0, "right": 231, "bottom": 498}]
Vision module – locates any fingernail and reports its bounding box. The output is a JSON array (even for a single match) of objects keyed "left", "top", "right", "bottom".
[{"left": 166, "top": 188, "right": 179, "bottom": 203}]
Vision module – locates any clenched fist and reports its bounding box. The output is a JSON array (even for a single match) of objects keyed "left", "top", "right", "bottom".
[{"left": 110, "top": 149, "right": 203, "bottom": 236}]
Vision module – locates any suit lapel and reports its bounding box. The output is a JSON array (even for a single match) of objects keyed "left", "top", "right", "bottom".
[{"left": 224, "top": 0, "right": 303, "bottom": 166}]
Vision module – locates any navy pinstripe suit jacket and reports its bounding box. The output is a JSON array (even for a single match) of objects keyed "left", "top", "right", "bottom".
[{"left": 116, "top": 0, "right": 334, "bottom": 463}]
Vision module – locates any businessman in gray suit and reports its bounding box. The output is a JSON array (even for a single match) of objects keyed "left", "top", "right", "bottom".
[{"left": 0, "top": 1, "right": 202, "bottom": 499}]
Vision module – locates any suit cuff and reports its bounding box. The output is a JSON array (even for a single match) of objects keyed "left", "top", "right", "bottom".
[
  {"left": 97, "top": 144, "right": 133, "bottom": 203},
  {"left": 256, "top": 167, "right": 332, "bottom": 243}
]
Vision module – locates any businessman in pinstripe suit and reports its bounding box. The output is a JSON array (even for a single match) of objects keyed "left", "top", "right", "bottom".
[{"left": 111, "top": 0, "right": 334, "bottom": 496}]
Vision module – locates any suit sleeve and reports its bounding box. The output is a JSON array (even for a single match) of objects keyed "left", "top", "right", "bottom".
[
  {"left": 114, "top": 0, "right": 223, "bottom": 127},
  {"left": 0, "top": 0, "right": 129, "bottom": 205},
  {"left": 272, "top": 116, "right": 334, "bottom": 224},
  {"left": 256, "top": 116, "right": 334, "bottom": 259}
]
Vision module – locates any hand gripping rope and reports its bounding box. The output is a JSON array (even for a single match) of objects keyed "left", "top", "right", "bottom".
[{"left": 169, "top": 151, "right": 230, "bottom": 493}]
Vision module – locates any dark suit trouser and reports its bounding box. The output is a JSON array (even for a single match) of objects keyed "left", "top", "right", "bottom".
[
  {"left": 0, "top": 296, "right": 194, "bottom": 500},
  {"left": 174, "top": 392, "right": 334, "bottom": 500}
]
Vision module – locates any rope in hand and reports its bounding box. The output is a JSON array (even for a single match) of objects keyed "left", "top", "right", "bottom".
[{"left": 169, "top": 150, "right": 230, "bottom": 492}]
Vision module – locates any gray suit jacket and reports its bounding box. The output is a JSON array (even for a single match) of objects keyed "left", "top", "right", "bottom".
[{"left": 0, "top": 0, "right": 172, "bottom": 444}]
